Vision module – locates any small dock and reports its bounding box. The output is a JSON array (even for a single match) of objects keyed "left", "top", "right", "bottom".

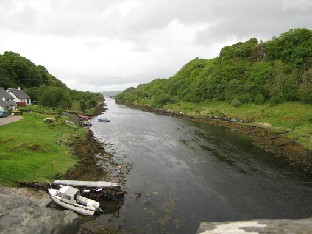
[
  {"left": 53, "top": 180, "right": 119, "bottom": 188},
  {"left": 53, "top": 180, "right": 124, "bottom": 201}
]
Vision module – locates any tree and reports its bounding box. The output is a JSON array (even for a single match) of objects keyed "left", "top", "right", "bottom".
[
  {"left": 116, "top": 28, "right": 312, "bottom": 106},
  {"left": 39, "top": 87, "right": 72, "bottom": 109}
]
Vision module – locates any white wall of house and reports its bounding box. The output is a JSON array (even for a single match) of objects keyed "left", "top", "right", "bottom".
[
  {"left": 7, "top": 91, "right": 31, "bottom": 105},
  {"left": 17, "top": 98, "right": 30, "bottom": 104}
]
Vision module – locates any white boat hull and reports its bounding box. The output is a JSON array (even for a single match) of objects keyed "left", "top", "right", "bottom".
[
  {"left": 51, "top": 195, "right": 95, "bottom": 216},
  {"left": 49, "top": 188, "right": 100, "bottom": 216}
]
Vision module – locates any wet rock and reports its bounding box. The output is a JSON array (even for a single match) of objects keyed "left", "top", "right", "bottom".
[
  {"left": 19, "top": 181, "right": 50, "bottom": 191},
  {"left": 0, "top": 185, "right": 80, "bottom": 234},
  {"left": 197, "top": 218, "right": 312, "bottom": 234},
  {"left": 135, "top": 192, "right": 142, "bottom": 199}
]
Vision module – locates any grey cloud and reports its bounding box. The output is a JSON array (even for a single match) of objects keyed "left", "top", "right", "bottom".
[
  {"left": 112, "top": 0, "right": 312, "bottom": 46},
  {"left": 193, "top": 0, "right": 312, "bottom": 45},
  {"left": 2, "top": 0, "right": 311, "bottom": 44},
  {"left": 68, "top": 64, "right": 176, "bottom": 88},
  {"left": 1, "top": 0, "right": 312, "bottom": 91}
]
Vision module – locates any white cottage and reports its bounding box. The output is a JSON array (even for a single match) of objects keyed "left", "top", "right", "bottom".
[
  {"left": 7, "top": 87, "right": 31, "bottom": 106},
  {"left": 0, "top": 87, "right": 16, "bottom": 111}
]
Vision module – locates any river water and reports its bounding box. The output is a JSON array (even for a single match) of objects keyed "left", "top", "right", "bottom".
[{"left": 90, "top": 98, "right": 312, "bottom": 233}]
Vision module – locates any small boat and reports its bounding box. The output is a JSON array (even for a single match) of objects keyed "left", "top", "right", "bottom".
[
  {"left": 98, "top": 118, "right": 110, "bottom": 122},
  {"left": 52, "top": 180, "right": 124, "bottom": 200},
  {"left": 83, "top": 121, "right": 92, "bottom": 126},
  {"left": 49, "top": 185, "right": 101, "bottom": 216}
]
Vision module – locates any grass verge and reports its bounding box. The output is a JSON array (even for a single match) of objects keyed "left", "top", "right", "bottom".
[
  {"left": 0, "top": 113, "right": 86, "bottom": 187},
  {"left": 164, "top": 101, "right": 312, "bottom": 150}
]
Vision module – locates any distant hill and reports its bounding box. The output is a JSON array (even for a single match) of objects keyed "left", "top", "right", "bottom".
[
  {"left": 0, "top": 51, "right": 67, "bottom": 90},
  {"left": 0, "top": 51, "right": 103, "bottom": 111},
  {"left": 116, "top": 28, "right": 312, "bottom": 107},
  {"left": 102, "top": 91, "right": 122, "bottom": 98}
]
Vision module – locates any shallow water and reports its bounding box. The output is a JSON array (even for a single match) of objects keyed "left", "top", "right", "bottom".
[{"left": 89, "top": 98, "right": 312, "bottom": 233}]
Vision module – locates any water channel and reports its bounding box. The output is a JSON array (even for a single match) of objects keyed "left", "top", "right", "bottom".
[{"left": 89, "top": 97, "right": 312, "bottom": 233}]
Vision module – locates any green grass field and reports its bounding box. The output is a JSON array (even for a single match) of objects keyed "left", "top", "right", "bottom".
[
  {"left": 165, "top": 101, "right": 312, "bottom": 150},
  {"left": 0, "top": 113, "right": 86, "bottom": 187}
]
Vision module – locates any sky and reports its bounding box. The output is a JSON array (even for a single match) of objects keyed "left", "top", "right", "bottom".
[{"left": 0, "top": 0, "right": 311, "bottom": 92}]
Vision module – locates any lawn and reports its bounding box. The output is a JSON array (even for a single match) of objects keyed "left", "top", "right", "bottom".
[
  {"left": 0, "top": 113, "right": 86, "bottom": 187},
  {"left": 165, "top": 101, "right": 312, "bottom": 150}
]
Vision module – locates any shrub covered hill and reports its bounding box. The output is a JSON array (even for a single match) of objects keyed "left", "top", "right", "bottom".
[
  {"left": 116, "top": 28, "right": 312, "bottom": 107},
  {"left": 0, "top": 51, "right": 102, "bottom": 112}
]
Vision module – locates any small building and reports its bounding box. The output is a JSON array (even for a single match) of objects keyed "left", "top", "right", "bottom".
[
  {"left": 0, "top": 87, "right": 16, "bottom": 111},
  {"left": 7, "top": 87, "right": 31, "bottom": 106}
]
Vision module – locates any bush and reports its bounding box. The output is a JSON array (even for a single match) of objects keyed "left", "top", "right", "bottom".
[
  {"left": 231, "top": 99, "right": 242, "bottom": 107},
  {"left": 299, "top": 84, "right": 312, "bottom": 104},
  {"left": 269, "top": 96, "right": 284, "bottom": 106},
  {"left": 255, "top": 94, "right": 265, "bottom": 104}
]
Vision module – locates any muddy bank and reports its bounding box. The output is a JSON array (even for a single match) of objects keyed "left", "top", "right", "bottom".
[
  {"left": 120, "top": 103, "right": 312, "bottom": 177},
  {"left": 64, "top": 130, "right": 109, "bottom": 181},
  {"left": 18, "top": 130, "right": 111, "bottom": 188},
  {"left": 18, "top": 129, "right": 126, "bottom": 234}
]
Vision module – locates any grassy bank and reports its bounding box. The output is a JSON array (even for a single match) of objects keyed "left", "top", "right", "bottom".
[
  {"left": 0, "top": 113, "right": 86, "bottom": 187},
  {"left": 163, "top": 101, "right": 312, "bottom": 150}
]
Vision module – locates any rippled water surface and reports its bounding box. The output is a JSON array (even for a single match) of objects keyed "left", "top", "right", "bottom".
[{"left": 89, "top": 98, "right": 312, "bottom": 233}]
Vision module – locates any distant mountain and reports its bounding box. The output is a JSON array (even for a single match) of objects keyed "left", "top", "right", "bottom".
[{"left": 102, "top": 91, "right": 122, "bottom": 98}]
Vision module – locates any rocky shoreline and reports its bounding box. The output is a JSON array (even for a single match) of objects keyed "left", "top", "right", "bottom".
[
  {"left": 15, "top": 128, "right": 126, "bottom": 234},
  {"left": 1, "top": 101, "right": 128, "bottom": 234},
  {"left": 64, "top": 129, "right": 109, "bottom": 181},
  {"left": 120, "top": 103, "right": 312, "bottom": 177}
]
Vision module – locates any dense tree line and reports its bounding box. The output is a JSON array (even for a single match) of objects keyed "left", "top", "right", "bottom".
[
  {"left": 0, "top": 51, "right": 103, "bottom": 110},
  {"left": 116, "top": 28, "right": 312, "bottom": 107}
]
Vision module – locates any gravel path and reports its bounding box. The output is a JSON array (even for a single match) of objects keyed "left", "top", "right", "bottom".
[{"left": 0, "top": 115, "right": 23, "bottom": 126}]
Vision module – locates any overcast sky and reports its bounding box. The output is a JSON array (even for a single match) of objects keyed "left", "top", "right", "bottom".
[{"left": 0, "top": 0, "right": 311, "bottom": 91}]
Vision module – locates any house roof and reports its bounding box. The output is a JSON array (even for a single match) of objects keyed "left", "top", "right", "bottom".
[
  {"left": 0, "top": 87, "right": 14, "bottom": 99},
  {"left": 8, "top": 88, "right": 30, "bottom": 99},
  {"left": 0, "top": 100, "right": 16, "bottom": 107}
]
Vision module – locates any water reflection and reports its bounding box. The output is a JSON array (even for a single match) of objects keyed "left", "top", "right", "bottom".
[{"left": 88, "top": 98, "right": 312, "bottom": 233}]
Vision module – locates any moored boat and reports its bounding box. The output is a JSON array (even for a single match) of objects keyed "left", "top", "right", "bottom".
[
  {"left": 53, "top": 179, "right": 124, "bottom": 200},
  {"left": 98, "top": 118, "right": 110, "bottom": 122},
  {"left": 48, "top": 185, "right": 101, "bottom": 216},
  {"left": 83, "top": 120, "right": 92, "bottom": 126}
]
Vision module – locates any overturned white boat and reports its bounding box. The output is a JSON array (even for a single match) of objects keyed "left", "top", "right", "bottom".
[{"left": 49, "top": 185, "right": 101, "bottom": 216}]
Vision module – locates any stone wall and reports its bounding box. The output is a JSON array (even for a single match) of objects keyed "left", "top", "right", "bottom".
[{"left": 0, "top": 185, "right": 80, "bottom": 234}]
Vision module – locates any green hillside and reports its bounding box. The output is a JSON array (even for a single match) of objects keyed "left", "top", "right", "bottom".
[
  {"left": 116, "top": 28, "right": 312, "bottom": 107},
  {"left": 116, "top": 28, "right": 312, "bottom": 150},
  {"left": 0, "top": 51, "right": 103, "bottom": 112}
]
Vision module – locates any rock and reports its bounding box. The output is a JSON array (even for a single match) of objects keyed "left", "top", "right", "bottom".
[
  {"left": 0, "top": 185, "right": 80, "bottom": 234},
  {"left": 197, "top": 218, "right": 312, "bottom": 234}
]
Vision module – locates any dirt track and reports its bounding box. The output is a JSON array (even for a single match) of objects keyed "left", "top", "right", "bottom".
[{"left": 0, "top": 115, "right": 23, "bottom": 126}]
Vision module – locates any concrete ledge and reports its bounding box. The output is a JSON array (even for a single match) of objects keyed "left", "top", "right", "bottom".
[
  {"left": 197, "top": 218, "right": 312, "bottom": 234},
  {"left": 0, "top": 185, "right": 80, "bottom": 234}
]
